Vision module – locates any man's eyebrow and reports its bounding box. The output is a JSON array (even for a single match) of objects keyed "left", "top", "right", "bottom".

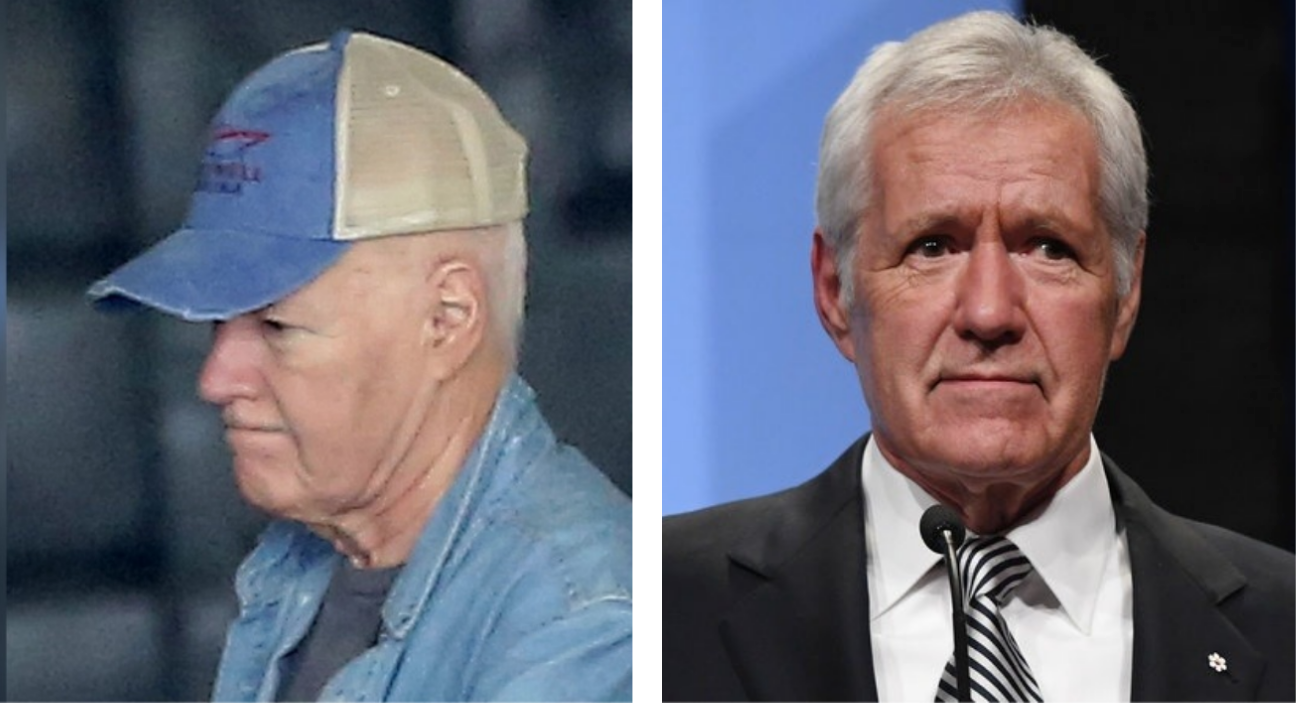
[
  {"left": 893, "top": 211, "right": 968, "bottom": 237},
  {"left": 890, "top": 209, "right": 1091, "bottom": 238},
  {"left": 1018, "top": 211, "right": 1089, "bottom": 236}
]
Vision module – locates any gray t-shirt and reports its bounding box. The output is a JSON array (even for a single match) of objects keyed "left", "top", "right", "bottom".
[{"left": 276, "top": 561, "right": 400, "bottom": 702}]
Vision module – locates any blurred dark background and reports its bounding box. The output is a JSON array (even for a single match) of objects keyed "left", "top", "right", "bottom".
[
  {"left": 1026, "top": 0, "right": 1295, "bottom": 552},
  {"left": 7, "top": 1, "right": 630, "bottom": 700}
]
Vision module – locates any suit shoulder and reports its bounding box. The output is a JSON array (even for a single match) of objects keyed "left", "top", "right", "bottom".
[
  {"left": 664, "top": 450, "right": 864, "bottom": 569},
  {"left": 663, "top": 439, "right": 866, "bottom": 593},
  {"left": 1188, "top": 520, "right": 1295, "bottom": 595},
  {"left": 664, "top": 485, "right": 803, "bottom": 561}
]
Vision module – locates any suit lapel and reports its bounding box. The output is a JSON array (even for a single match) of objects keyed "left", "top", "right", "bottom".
[
  {"left": 719, "top": 439, "right": 879, "bottom": 701},
  {"left": 1107, "top": 460, "right": 1265, "bottom": 701}
]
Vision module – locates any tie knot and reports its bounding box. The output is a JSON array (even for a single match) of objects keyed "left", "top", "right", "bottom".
[{"left": 958, "top": 536, "right": 1032, "bottom": 604}]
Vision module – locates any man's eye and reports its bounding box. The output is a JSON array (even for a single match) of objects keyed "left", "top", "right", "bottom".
[
  {"left": 910, "top": 237, "right": 953, "bottom": 258},
  {"left": 1031, "top": 238, "right": 1075, "bottom": 261},
  {"left": 261, "top": 318, "right": 289, "bottom": 334}
]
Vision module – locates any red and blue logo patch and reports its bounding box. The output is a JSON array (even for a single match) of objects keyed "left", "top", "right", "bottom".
[{"left": 196, "top": 126, "right": 271, "bottom": 194}]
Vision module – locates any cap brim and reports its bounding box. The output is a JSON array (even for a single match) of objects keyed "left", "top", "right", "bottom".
[{"left": 88, "top": 228, "right": 351, "bottom": 322}]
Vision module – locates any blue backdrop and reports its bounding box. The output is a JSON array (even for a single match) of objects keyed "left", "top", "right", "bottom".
[{"left": 663, "top": 0, "right": 1016, "bottom": 515}]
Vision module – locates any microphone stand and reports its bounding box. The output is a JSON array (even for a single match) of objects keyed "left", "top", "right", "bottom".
[
  {"left": 921, "top": 504, "right": 970, "bottom": 703},
  {"left": 940, "top": 528, "right": 971, "bottom": 703}
]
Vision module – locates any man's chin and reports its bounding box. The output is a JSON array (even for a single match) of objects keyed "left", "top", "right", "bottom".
[
  {"left": 232, "top": 459, "right": 300, "bottom": 517},
  {"left": 934, "top": 454, "right": 1049, "bottom": 483},
  {"left": 904, "top": 425, "right": 1059, "bottom": 481}
]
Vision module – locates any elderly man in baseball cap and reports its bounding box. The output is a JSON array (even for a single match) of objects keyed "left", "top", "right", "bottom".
[{"left": 90, "top": 30, "right": 630, "bottom": 702}]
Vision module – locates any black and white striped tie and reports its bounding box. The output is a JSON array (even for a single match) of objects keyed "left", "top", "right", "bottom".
[{"left": 936, "top": 536, "right": 1043, "bottom": 702}]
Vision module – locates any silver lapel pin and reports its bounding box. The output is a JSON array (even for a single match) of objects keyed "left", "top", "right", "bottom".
[{"left": 1208, "top": 652, "right": 1227, "bottom": 673}]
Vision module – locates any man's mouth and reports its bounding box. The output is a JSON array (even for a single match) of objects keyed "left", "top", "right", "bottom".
[
  {"left": 934, "top": 372, "right": 1041, "bottom": 391},
  {"left": 224, "top": 422, "right": 286, "bottom": 434}
]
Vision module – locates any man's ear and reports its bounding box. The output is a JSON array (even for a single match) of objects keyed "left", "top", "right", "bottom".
[
  {"left": 1109, "top": 232, "right": 1145, "bottom": 361},
  {"left": 811, "top": 229, "right": 858, "bottom": 362},
  {"left": 421, "top": 258, "right": 486, "bottom": 379}
]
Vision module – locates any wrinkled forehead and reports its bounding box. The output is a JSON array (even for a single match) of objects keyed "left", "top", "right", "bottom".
[
  {"left": 867, "top": 99, "right": 1101, "bottom": 196},
  {"left": 865, "top": 101, "right": 1105, "bottom": 236}
]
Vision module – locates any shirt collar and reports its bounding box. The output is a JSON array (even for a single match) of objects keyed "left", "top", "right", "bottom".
[
  {"left": 1005, "top": 435, "right": 1118, "bottom": 634},
  {"left": 382, "top": 373, "right": 542, "bottom": 637},
  {"left": 861, "top": 434, "right": 1118, "bottom": 634},
  {"left": 861, "top": 437, "right": 946, "bottom": 620}
]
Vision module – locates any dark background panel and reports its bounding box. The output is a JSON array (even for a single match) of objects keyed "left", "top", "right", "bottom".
[
  {"left": 1024, "top": 0, "right": 1294, "bottom": 549},
  {"left": 6, "top": 1, "right": 631, "bottom": 700}
]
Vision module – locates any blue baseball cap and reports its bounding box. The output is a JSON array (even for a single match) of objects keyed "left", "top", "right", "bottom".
[{"left": 89, "top": 29, "right": 528, "bottom": 321}]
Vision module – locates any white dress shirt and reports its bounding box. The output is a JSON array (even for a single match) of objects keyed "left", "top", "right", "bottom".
[{"left": 863, "top": 435, "right": 1133, "bottom": 702}]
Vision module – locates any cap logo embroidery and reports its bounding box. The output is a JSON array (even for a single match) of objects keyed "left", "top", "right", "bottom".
[{"left": 197, "top": 126, "right": 271, "bottom": 195}]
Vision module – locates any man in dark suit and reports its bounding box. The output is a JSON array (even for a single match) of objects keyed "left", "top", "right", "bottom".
[{"left": 663, "top": 11, "right": 1294, "bottom": 702}]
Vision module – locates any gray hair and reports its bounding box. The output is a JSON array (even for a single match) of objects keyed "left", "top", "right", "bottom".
[
  {"left": 477, "top": 220, "right": 528, "bottom": 364},
  {"left": 815, "top": 11, "right": 1148, "bottom": 305}
]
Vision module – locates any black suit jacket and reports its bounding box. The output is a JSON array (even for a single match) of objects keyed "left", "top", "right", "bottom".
[{"left": 664, "top": 436, "right": 1295, "bottom": 701}]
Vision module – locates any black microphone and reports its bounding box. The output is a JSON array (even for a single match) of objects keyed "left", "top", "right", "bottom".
[{"left": 920, "top": 505, "right": 970, "bottom": 703}]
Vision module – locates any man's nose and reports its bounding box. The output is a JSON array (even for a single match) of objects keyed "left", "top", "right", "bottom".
[
  {"left": 952, "top": 242, "right": 1026, "bottom": 347},
  {"left": 198, "top": 316, "right": 262, "bottom": 405}
]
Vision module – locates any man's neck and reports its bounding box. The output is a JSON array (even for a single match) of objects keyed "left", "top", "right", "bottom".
[
  {"left": 876, "top": 436, "right": 1090, "bottom": 535},
  {"left": 309, "top": 363, "right": 508, "bottom": 569}
]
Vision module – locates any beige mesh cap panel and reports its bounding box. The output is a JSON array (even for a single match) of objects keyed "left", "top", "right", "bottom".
[{"left": 335, "top": 32, "right": 529, "bottom": 239}]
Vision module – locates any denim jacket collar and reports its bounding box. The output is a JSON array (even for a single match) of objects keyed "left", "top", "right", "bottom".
[{"left": 381, "top": 373, "right": 541, "bottom": 638}]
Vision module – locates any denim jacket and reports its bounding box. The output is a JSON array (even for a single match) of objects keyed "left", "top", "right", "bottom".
[{"left": 212, "top": 376, "right": 632, "bottom": 702}]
